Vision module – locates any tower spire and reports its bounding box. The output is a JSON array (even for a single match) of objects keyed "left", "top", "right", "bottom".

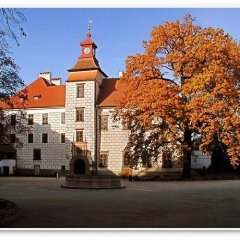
[{"left": 87, "top": 20, "right": 92, "bottom": 39}]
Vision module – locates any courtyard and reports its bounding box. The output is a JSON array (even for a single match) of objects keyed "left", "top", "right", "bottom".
[{"left": 1, "top": 177, "right": 240, "bottom": 228}]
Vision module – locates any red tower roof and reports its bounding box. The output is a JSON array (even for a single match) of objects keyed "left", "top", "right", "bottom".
[{"left": 67, "top": 29, "right": 107, "bottom": 79}]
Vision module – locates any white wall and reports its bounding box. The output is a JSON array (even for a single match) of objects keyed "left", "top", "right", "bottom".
[
  {"left": 98, "top": 107, "right": 129, "bottom": 174},
  {"left": 9, "top": 107, "right": 67, "bottom": 172},
  {"left": 65, "top": 81, "right": 96, "bottom": 165},
  {"left": 191, "top": 150, "right": 211, "bottom": 169}
]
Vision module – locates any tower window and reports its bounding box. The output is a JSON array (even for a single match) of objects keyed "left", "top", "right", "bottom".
[
  {"left": 76, "top": 130, "right": 83, "bottom": 142},
  {"left": 28, "top": 114, "right": 34, "bottom": 125},
  {"left": 42, "top": 113, "right": 48, "bottom": 124},
  {"left": 76, "top": 108, "right": 84, "bottom": 122},
  {"left": 76, "top": 84, "right": 84, "bottom": 98},
  {"left": 42, "top": 133, "right": 48, "bottom": 143}
]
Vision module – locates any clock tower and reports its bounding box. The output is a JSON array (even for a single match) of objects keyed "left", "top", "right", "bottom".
[
  {"left": 67, "top": 28, "right": 106, "bottom": 76},
  {"left": 65, "top": 28, "right": 107, "bottom": 172},
  {"left": 80, "top": 30, "right": 97, "bottom": 58}
]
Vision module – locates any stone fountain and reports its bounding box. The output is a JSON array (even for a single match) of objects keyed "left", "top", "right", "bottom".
[{"left": 61, "top": 147, "right": 124, "bottom": 189}]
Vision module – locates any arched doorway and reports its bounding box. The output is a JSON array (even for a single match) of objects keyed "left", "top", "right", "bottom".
[{"left": 73, "top": 159, "right": 85, "bottom": 174}]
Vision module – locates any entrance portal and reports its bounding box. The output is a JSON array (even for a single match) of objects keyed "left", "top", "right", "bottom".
[
  {"left": 70, "top": 154, "right": 91, "bottom": 175},
  {"left": 73, "top": 159, "right": 85, "bottom": 174}
]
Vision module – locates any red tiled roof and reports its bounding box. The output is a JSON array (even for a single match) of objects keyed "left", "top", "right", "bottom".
[
  {"left": 68, "top": 57, "right": 107, "bottom": 78},
  {"left": 25, "top": 78, "right": 66, "bottom": 108},
  {"left": 67, "top": 70, "right": 98, "bottom": 82},
  {"left": 68, "top": 58, "right": 100, "bottom": 72},
  {"left": 2, "top": 76, "right": 128, "bottom": 109},
  {"left": 97, "top": 78, "right": 127, "bottom": 107},
  {"left": 2, "top": 77, "right": 66, "bottom": 109},
  {"left": 80, "top": 33, "right": 97, "bottom": 47}
]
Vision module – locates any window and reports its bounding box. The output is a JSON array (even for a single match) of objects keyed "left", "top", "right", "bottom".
[
  {"left": 100, "top": 115, "right": 108, "bottom": 130},
  {"left": 33, "top": 95, "right": 41, "bottom": 100},
  {"left": 33, "top": 149, "right": 41, "bottom": 160},
  {"left": 61, "top": 133, "right": 65, "bottom": 143},
  {"left": 122, "top": 120, "right": 129, "bottom": 130},
  {"left": 11, "top": 114, "right": 16, "bottom": 126},
  {"left": 76, "top": 130, "right": 83, "bottom": 142},
  {"left": 28, "top": 114, "right": 34, "bottom": 125},
  {"left": 76, "top": 84, "right": 84, "bottom": 98},
  {"left": 61, "top": 112, "right": 65, "bottom": 124},
  {"left": 10, "top": 134, "right": 16, "bottom": 143},
  {"left": 61, "top": 165, "right": 65, "bottom": 171},
  {"left": 42, "top": 113, "right": 48, "bottom": 124},
  {"left": 28, "top": 133, "right": 33, "bottom": 143},
  {"left": 76, "top": 108, "right": 84, "bottom": 122},
  {"left": 42, "top": 133, "right": 48, "bottom": 143},
  {"left": 99, "top": 152, "right": 108, "bottom": 168}
]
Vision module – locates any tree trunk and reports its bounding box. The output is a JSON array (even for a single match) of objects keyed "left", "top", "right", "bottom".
[{"left": 182, "top": 129, "right": 192, "bottom": 178}]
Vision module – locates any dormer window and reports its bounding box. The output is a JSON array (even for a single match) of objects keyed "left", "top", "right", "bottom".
[{"left": 33, "top": 95, "right": 41, "bottom": 100}]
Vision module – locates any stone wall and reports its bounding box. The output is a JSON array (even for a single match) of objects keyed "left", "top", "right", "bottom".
[
  {"left": 12, "top": 108, "right": 68, "bottom": 174},
  {"left": 65, "top": 80, "right": 96, "bottom": 165},
  {"left": 191, "top": 150, "right": 211, "bottom": 169},
  {"left": 98, "top": 107, "right": 129, "bottom": 175}
]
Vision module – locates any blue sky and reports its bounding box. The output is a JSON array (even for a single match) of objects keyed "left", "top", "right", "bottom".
[{"left": 10, "top": 8, "right": 240, "bottom": 85}]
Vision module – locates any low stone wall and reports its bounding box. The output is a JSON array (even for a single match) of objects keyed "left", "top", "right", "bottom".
[
  {"left": 63, "top": 174, "right": 124, "bottom": 189},
  {"left": 0, "top": 199, "right": 19, "bottom": 226}
]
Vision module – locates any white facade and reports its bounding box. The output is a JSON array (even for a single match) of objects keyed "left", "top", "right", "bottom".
[
  {"left": 191, "top": 150, "right": 211, "bottom": 169},
  {"left": 98, "top": 108, "right": 129, "bottom": 174},
  {"left": 16, "top": 107, "right": 67, "bottom": 175},
  {"left": 4, "top": 85, "right": 211, "bottom": 176}
]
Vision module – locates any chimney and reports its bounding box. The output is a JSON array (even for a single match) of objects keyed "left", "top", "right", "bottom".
[
  {"left": 39, "top": 72, "right": 52, "bottom": 81},
  {"left": 51, "top": 78, "right": 62, "bottom": 86},
  {"left": 118, "top": 71, "right": 124, "bottom": 78}
]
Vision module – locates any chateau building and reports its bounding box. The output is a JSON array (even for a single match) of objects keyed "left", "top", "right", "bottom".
[{"left": 2, "top": 30, "right": 210, "bottom": 176}]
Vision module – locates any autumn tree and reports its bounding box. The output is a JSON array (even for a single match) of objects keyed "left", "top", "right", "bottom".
[
  {"left": 0, "top": 9, "right": 28, "bottom": 147},
  {"left": 115, "top": 14, "right": 240, "bottom": 178}
]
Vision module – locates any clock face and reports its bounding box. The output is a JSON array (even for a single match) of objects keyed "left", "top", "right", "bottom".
[{"left": 84, "top": 47, "right": 91, "bottom": 54}]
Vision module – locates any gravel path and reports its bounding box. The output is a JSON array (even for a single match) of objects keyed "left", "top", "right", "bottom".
[{"left": 1, "top": 177, "right": 240, "bottom": 228}]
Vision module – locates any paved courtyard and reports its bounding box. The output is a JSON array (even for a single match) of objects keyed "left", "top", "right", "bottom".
[{"left": 1, "top": 177, "right": 240, "bottom": 228}]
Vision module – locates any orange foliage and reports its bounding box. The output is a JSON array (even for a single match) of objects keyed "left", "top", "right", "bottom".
[{"left": 117, "top": 14, "right": 240, "bottom": 167}]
